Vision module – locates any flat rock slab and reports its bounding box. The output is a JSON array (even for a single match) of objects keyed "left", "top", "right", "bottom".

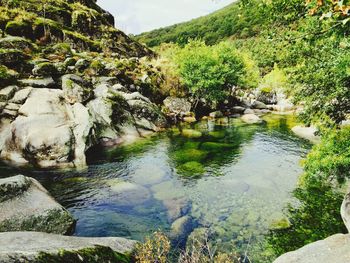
[
  {"left": 0, "top": 175, "right": 75, "bottom": 234},
  {"left": 0, "top": 231, "right": 136, "bottom": 263},
  {"left": 274, "top": 234, "right": 350, "bottom": 263}
]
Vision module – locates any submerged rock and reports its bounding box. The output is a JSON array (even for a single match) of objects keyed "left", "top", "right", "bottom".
[
  {"left": 241, "top": 114, "right": 263, "bottom": 124},
  {"left": 0, "top": 175, "right": 75, "bottom": 234},
  {"left": 107, "top": 180, "right": 151, "bottom": 205},
  {"left": 181, "top": 129, "right": 202, "bottom": 138},
  {"left": 273, "top": 234, "right": 350, "bottom": 263},
  {"left": 170, "top": 215, "right": 194, "bottom": 243},
  {"left": 0, "top": 231, "right": 136, "bottom": 263}
]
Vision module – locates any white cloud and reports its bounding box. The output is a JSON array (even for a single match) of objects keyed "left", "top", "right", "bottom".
[{"left": 97, "top": 0, "right": 234, "bottom": 35}]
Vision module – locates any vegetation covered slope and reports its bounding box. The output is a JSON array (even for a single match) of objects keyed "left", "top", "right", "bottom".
[
  {"left": 0, "top": 0, "right": 152, "bottom": 57},
  {"left": 135, "top": 1, "right": 266, "bottom": 46}
]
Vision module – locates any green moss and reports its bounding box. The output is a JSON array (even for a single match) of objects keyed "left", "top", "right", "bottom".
[
  {"left": 181, "top": 129, "right": 202, "bottom": 138},
  {"left": 270, "top": 218, "right": 291, "bottom": 230},
  {"left": 33, "top": 62, "right": 58, "bottom": 76},
  {"left": 0, "top": 208, "right": 75, "bottom": 235},
  {"left": 5, "top": 20, "right": 33, "bottom": 39},
  {"left": 208, "top": 130, "right": 226, "bottom": 139},
  {"left": 200, "top": 142, "right": 234, "bottom": 152},
  {"left": 172, "top": 148, "right": 208, "bottom": 164},
  {"left": 0, "top": 65, "right": 17, "bottom": 86},
  {"left": 63, "top": 30, "right": 101, "bottom": 52},
  {"left": 37, "top": 246, "right": 132, "bottom": 263},
  {"left": 178, "top": 161, "right": 205, "bottom": 177}
]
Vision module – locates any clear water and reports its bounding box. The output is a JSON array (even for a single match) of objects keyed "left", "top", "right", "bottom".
[{"left": 0, "top": 114, "right": 310, "bottom": 261}]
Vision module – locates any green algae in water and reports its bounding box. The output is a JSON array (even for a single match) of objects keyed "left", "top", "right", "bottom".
[
  {"left": 200, "top": 142, "right": 236, "bottom": 152},
  {"left": 178, "top": 161, "right": 205, "bottom": 178},
  {"left": 181, "top": 129, "right": 203, "bottom": 138},
  {"left": 172, "top": 148, "right": 208, "bottom": 163}
]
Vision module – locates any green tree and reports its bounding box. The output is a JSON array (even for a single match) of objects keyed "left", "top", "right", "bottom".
[{"left": 175, "top": 40, "right": 246, "bottom": 108}]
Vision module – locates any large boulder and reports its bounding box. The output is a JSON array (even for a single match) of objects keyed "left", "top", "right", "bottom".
[
  {"left": 291, "top": 125, "right": 321, "bottom": 144},
  {"left": 0, "top": 175, "right": 75, "bottom": 234},
  {"left": 0, "top": 231, "right": 136, "bottom": 263},
  {"left": 0, "top": 88, "right": 92, "bottom": 168},
  {"left": 241, "top": 114, "right": 263, "bottom": 124},
  {"left": 273, "top": 234, "right": 350, "bottom": 263}
]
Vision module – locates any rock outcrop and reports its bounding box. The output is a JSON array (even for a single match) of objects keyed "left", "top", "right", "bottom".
[
  {"left": 291, "top": 125, "right": 321, "bottom": 144},
  {"left": 0, "top": 0, "right": 168, "bottom": 168},
  {"left": 273, "top": 234, "right": 350, "bottom": 263},
  {"left": 0, "top": 175, "right": 75, "bottom": 234},
  {"left": 0, "top": 231, "right": 136, "bottom": 263}
]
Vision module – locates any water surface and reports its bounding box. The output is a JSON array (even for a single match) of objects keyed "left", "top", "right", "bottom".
[{"left": 0, "top": 114, "right": 310, "bottom": 261}]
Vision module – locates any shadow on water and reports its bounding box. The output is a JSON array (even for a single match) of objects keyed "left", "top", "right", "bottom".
[{"left": 0, "top": 114, "right": 311, "bottom": 262}]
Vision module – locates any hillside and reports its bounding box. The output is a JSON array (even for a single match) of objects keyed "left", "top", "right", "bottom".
[{"left": 135, "top": 1, "right": 274, "bottom": 47}]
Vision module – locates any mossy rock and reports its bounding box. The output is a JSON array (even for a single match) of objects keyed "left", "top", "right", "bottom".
[
  {"left": 5, "top": 21, "right": 33, "bottom": 39},
  {"left": 0, "top": 49, "right": 31, "bottom": 70},
  {"left": 200, "top": 142, "right": 235, "bottom": 152},
  {"left": 172, "top": 148, "right": 208, "bottom": 164},
  {"left": 37, "top": 246, "right": 131, "bottom": 263},
  {"left": 33, "top": 20, "right": 64, "bottom": 42},
  {"left": 45, "top": 43, "right": 72, "bottom": 56},
  {"left": 0, "top": 65, "right": 17, "bottom": 87},
  {"left": 32, "top": 62, "right": 59, "bottom": 77},
  {"left": 63, "top": 30, "right": 101, "bottom": 52},
  {"left": 181, "top": 129, "right": 202, "bottom": 138},
  {"left": 0, "top": 208, "right": 76, "bottom": 235},
  {"left": 0, "top": 36, "right": 36, "bottom": 51},
  {"left": 208, "top": 130, "right": 226, "bottom": 139},
  {"left": 178, "top": 161, "right": 205, "bottom": 178}
]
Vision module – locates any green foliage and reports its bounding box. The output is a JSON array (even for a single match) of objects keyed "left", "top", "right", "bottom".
[
  {"left": 173, "top": 40, "right": 248, "bottom": 104},
  {"left": 259, "top": 64, "right": 289, "bottom": 93},
  {"left": 134, "top": 231, "right": 171, "bottom": 263},
  {"left": 135, "top": 1, "right": 268, "bottom": 46},
  {"left": 304, "top": 127, "right": 350, "bottom": 184}
]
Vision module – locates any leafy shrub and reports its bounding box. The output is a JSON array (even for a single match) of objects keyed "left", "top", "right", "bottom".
[
  {"left": 134, "top": 232, "right": 171, "bottom": 263},
  {"left": 173, "top": 40, "right": 252, "bottom": 107}
]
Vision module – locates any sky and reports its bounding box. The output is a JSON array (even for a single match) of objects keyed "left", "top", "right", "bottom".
[{"left": 97, "top": 0, "right": 234, "bottom": 35}]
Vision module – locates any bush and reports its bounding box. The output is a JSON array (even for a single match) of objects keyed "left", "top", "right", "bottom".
[
  {"left": 134, "top": 232, "right": 171, "bottom": 263},
  {"left": 174, "top": 40, "right": 251, "bottom": 107}
]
